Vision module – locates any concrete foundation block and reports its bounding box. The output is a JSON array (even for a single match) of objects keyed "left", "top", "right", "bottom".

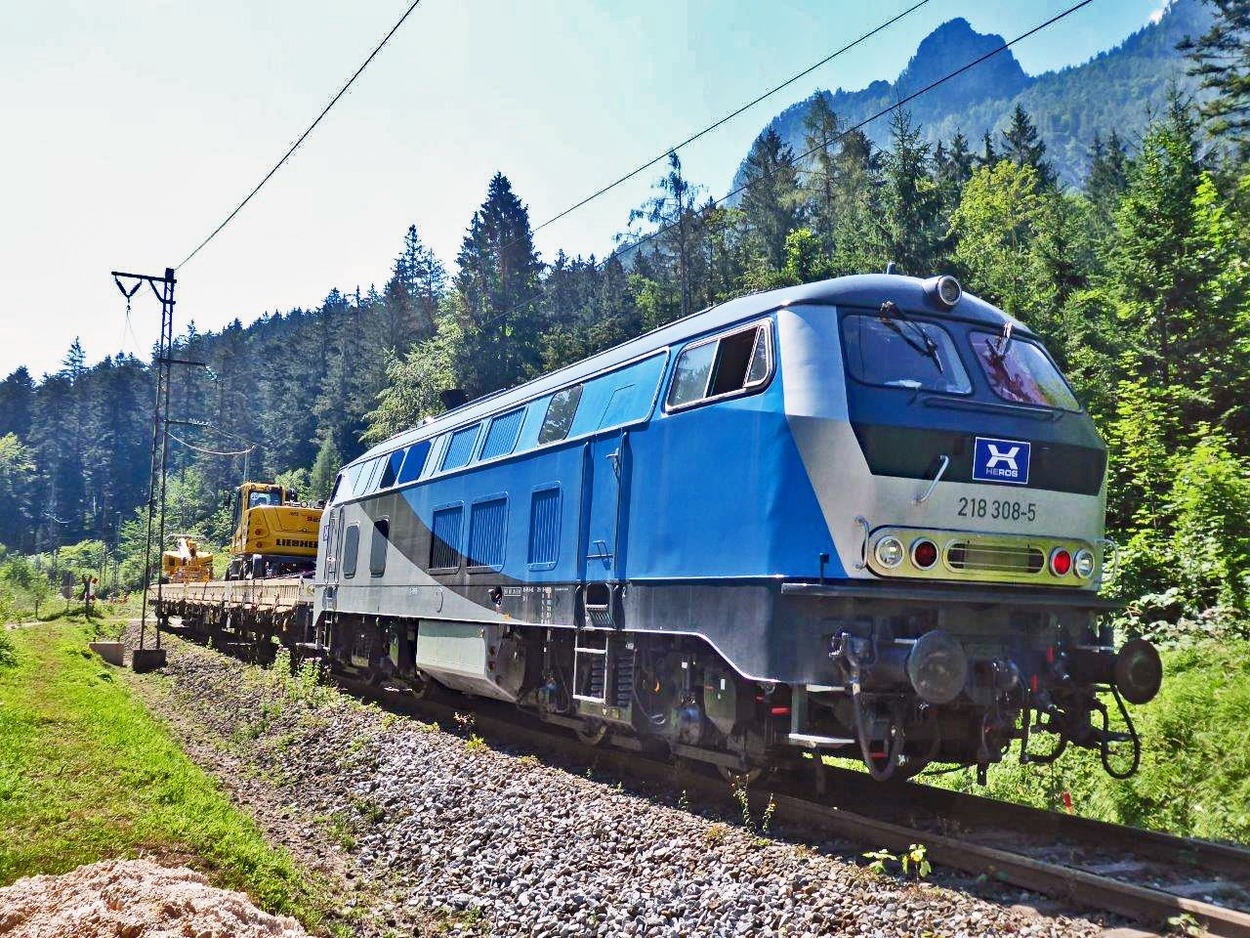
[
  {"left": 131, "top": 648, "right": 167, "bottom": 673},
  {"left": 88, "top": 641, "right": 125, "bottom": 667}
]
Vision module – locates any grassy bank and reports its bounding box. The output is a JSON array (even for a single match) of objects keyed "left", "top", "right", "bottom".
[
  {"left": 934, "top": 638, "right": 1250, "bottom": 844},
  {"left": 0, "top": 618, "right": 335, "bottom": 931}
]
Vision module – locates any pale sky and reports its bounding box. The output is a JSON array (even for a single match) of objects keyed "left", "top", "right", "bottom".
[{"left": 1, "top": 0, "right": 1167, "bottom": 381}]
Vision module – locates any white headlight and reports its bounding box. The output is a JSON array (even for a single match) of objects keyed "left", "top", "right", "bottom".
[
  {"left": 936, "top": 275, "right": 962, "bottom": 307},
  {"left": 1074, "top": 548, "right": 1095, "bottom": 578},
  {"left": 875, "top": 536, "right": 905, "bottom": 568}
]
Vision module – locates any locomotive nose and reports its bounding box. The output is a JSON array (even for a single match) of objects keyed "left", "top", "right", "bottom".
[
  {"left": 1114, "top": 637, "right": 1163, "bottom": 705},
  {"left": 907, "top": 630, "right": 968, "bottom": 705}
]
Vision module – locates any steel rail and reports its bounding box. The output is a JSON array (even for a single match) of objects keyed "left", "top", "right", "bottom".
[{"left": 821, "top": 766, "right": 1250, "bottom": 884}]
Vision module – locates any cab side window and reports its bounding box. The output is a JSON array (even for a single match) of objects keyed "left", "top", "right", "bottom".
[{"left": 667, "top": 322, "right": 773, "bottom": 410}]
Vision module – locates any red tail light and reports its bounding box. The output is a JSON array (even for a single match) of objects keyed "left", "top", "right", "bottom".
[
  {"left": 911, "top": 538, "right": 938, "bottom": 569},
  {"left": 1050, "top": 548, "right": 1072, "bottom": 576}
]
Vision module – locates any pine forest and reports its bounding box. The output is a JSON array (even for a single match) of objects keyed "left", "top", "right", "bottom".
[{"left": 1, "top": 0, "right": 1249, "bottom": 656}]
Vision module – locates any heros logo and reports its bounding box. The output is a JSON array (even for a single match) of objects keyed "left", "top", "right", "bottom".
[{"left": 972, "top": 437, "right": 1031, "bottom": 486}]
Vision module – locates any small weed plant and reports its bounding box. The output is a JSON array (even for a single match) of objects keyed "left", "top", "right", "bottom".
[
  {"left": 1167, "top": 912, "right": 1203, "bottom": 936},
  {"left": 760, "top": 793, "right": 777, "bottom": 835},
  {"left": 704, "top": 823, "right": 729, "bottom": 845},
  {"left": 0, "top": 629, "right": 15, "bottom": 668},
  {"left": 465, "top": 734, "right": 488, "bottom": 753},
  {"left": 864, "top": 843, "right": 932, "bottom": 879},
  {"left": 352, "top": 796, "right": 385, "bottom": 826},
  {"left": 268, "top": 648, "right": 334, "bottom": 709},
  {"left": 732, "top": 781, "right": 776, "bottom": 840}
]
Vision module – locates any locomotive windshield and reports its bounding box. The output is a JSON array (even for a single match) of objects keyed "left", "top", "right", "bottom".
[
  {"left": 969, "top": 331, "right": 1079, "bottom": 410},
  {"left": 841, "top": 313, "right": 971, "bottom": 394}
]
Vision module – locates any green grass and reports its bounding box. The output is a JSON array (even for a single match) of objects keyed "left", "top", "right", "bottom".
[{"left": 0, "top": 619, "right": 336, "bottom": 930}]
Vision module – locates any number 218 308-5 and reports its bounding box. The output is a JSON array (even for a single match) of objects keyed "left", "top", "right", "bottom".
[{"left": 956, "top": 497, "right": 1038, "bottom": 523}]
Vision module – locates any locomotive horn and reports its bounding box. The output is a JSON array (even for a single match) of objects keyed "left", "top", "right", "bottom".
[
  {"left": 1113, "top": 637, "right": 1162, "bottom": 705},
  {"left": 907, "top": 630, "right": 968, "bottom": 705}
]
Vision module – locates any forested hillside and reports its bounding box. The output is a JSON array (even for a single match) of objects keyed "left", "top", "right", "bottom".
[
  {"left": 3, "top": 0, "right": 1250, "bottom": 643},
  {"left": 752, "top": 0, "right": 1212, "bottom": 188}
]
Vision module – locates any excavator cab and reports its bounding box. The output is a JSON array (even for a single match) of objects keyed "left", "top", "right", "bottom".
[{"left": 226, "top": 482, "right": 322, "bottom": 580}]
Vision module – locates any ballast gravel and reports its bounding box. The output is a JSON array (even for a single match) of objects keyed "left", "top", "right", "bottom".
[
  {"left": 128, "top": 630, "right": 1113, "bottom": 938},
  {"left": 0, "top": 858, "right": 308, "bottom": 938}
]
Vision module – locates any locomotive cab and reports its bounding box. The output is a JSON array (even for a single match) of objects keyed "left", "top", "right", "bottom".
[{"left": 777, "top": 275, "right": 1160, "bottom": 780}]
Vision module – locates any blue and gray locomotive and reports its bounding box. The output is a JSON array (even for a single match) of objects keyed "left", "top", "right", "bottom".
[{"left": 313, "top": 273, "right": 1161, "bottom": 782}]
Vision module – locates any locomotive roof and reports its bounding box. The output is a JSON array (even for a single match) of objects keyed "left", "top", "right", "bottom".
[{"left": 352, "top": 273, "right": 1028, "bottom": 465}]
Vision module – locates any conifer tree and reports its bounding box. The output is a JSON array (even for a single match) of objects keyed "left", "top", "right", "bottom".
[
  {"left": 382, "top": 224, "right": 446, "bottom": 344},
  {"left": 829, "top": 128, "right": 879, "bottom": 275},
  {"left": 740, "top": 128, "right": 802, "bottom": 269},
  {"left": 978, "top": 130, "right": 998, "bottom": 167},
  {"left": 1087, "top": 131, "right": 1130, "bottom": 223},
  {"left": 61, "top": 338, "right": 86, "bottom": 382},
  {"left": 628, "top": 152, "right": 702, "bottom": 320},
  {"left": 308, "top": 436, "right": 342, "bottom": 502},
  {"left": 1001, "top": 105, "right": 1056, "bottom": 187},
  {"left": 455, "top": 173, "right": 544, "bottom": 395},
  {"left": 1180, "top": 0, "right": 1250, "bottom": 146},
  {"left": 0, "top": 368, "right": 35, "bottom": 440},
  {"left": 801, "top": 95, "right": 840, "bottom": 253},
  {"left": 1107, "top": 95, "right": 1216, "bottom": 390},
  {"left": 935, "top": 131, "right": 975, "bottom": 213},
  {"left": 874, "top": 109, "right": 944, "bottom": 275}
]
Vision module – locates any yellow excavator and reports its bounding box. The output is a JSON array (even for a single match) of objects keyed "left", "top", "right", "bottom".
[
  {"left": 161, "top": 535, "right": 214, "bottom": 583},
  {"left": 226, "top": 481, "right": 322, "bottom": 580}
]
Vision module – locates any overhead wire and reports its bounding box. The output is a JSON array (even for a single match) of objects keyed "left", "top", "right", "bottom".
[
  {"left": 177, "top": 0, "right": 426, "bottom": 270},
  {"left": 168, "top": 432, "right": 255, "bottom": 458},
  {"left": 620, "top": 0, "right": 1097, "bottom": 265},
  {"left": 461, "top": 0, "right": 1098, "bottom": 344},
  {"left": 177, "top": 0, "right": 928, "bottom": 272},
  {"left": 529, "top": 0, "right": 933, "bottom": 238}
]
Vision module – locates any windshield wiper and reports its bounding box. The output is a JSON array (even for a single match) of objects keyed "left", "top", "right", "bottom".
[
  {"left": 878, "top": 301, "right": 944, "bottom": 374},
  {"left": 989, "top": 320, "right": 1014, "bottom": 363}
]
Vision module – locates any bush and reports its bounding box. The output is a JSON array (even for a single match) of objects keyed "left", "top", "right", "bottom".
[
  {"left": 1109, "top": 432, "right": 1250, "bottom": 627},
  {"left": 1165, "top": 434, "right": 1250, "bottom": 614}
]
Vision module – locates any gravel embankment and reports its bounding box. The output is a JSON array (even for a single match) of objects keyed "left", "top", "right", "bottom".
[{"left": 127, "top": 630, "right": 1114, "bottom": 937}]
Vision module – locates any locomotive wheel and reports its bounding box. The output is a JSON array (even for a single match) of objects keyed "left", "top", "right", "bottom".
[
  {"left": 717, "top": 765, "right": 765, "bottom": 787},
  {"left": 407, "top": 673, "right": 435, "bottom": 700},
  {"left": 575, "top": 721, "right": 609, "bottom": 746}
]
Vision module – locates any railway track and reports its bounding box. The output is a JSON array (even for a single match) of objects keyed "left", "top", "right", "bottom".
[
  {"left": 163, "top": 623, "right": 1250, "bottom": 936},
  {"left": 352, "top": 678, "right": 1250, "bottom": 937}
]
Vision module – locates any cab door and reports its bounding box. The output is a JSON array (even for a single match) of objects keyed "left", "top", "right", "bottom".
[
  {"left": 321, "top": 506, "right": 343, "bottom": 612},
  {"left": 580, "top": 431, "right": 631, "bottom": 626}
]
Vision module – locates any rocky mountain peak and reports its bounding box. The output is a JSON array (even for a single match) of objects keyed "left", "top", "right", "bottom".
[{"left": 896, "top": 17, "right": 1030, "bottom": 105}]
